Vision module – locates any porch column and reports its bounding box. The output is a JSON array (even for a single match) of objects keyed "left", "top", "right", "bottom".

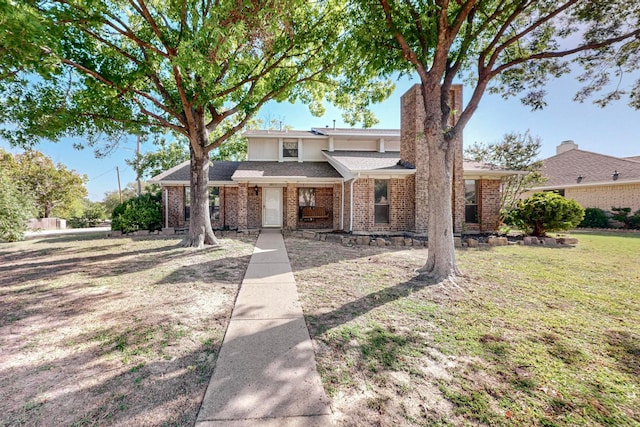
[
  {"left": 237, "top": 182, "right": 248, "bottom": 231},
  {"left": 285, "top": 183, "right": 297, "bottom": 230}
]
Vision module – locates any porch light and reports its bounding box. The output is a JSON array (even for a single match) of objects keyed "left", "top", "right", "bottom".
[
  {"left": 576, "top": 175, "right": 583, "bottom": 183},
  {"left": 612, "top": 170, "right": 620, "bottom": 181},
  {"left": 254, "top": 185, "right": 259, "bottom": 195}
]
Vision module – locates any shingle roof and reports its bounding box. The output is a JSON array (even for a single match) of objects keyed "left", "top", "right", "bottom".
[
  {"left": 322, "top": 150, "right": 410, "bottom": 172},
  {"left": 624, "top": 156, "right": 640, "bottom": 162},
  {"left": 150, "top": 160, "right": 241, "bottom": 183},
  {"left": 541, "top": 149, "right": 640, "bottom": 186},
  {"left": 232, "top": 162, "right": 341, "bottom": 179}
]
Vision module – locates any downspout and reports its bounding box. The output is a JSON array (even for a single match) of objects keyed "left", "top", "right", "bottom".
[
  {"left": 340, "top": 179, "right": 344, "bottom": 231},
  {"left": 349, "top": 173, "right": 360, "bottom": 233},
  {"left": 164, "top": 186, "right": 168, "bottom": 228}
]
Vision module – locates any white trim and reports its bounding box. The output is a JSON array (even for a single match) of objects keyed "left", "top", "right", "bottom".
[
  {"left": 532, "top": 179, "right": 640, "bottom": 191},
  {"left": 164, "top": 187, "right": 168, "bottom": 228},
  {"left": 298, "top": 138, "right": 303, "bottom": 163},
  {"left": 340, "top": 180, "right": 344, "bottom": 231}
]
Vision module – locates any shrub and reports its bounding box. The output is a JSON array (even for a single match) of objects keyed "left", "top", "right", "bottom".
[
  {"left": 510, "top": 192, "right": 584, "bottom": 237},
  {"left": 111, "top": 193, "right": 161, "bottom": 233},
  {"left": 610, "top": 207, "right": 640, "bottom": 229},
  {"left": 0, "top": 170, "right": 36, "bottom": 242},
  {"left": 68, "top": 201, "right": 107, "bottom": 228},
  {"left": 579, "top": 208, "right": 609, "bottom": 229}
]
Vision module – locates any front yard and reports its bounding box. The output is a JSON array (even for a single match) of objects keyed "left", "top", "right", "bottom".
[
  {"left": 287, "top": 232, "right": 640, "bottom": 426},
  {"left": 0, "top": 233, "right": 256, "bottom": 426},
  {"left": 1, "top": 231, "right": 638, "bottom": 426}
]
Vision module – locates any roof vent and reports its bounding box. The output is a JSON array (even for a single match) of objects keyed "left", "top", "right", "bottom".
[{"left": 557, "top": 140, "right": 578, "bottom": 154}]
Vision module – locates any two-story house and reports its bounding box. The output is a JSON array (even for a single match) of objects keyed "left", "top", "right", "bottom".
[{"left": 151, "top": 85, "right": 517, "bottom": 235}]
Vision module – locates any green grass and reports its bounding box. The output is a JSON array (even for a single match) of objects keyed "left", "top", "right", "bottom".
[{"left": 289, "top": 232, "right": 640, "bottom": 426}]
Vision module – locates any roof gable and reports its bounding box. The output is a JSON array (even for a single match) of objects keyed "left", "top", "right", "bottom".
[{"left": 541, "top": 149, "right": 640, "bottom": 186}]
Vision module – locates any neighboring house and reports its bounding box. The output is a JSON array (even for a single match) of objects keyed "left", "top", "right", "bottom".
[
  {"left": 529, "top": 141, "right": 640, "bottom": 211},
  {"left": 151, "top": 85, "right": 519, "bottom": 235}
]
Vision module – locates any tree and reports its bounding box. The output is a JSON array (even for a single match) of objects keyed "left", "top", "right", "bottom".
[
  {"left": 127, "top": 138, "right": 190, "bottom": 182},
  {"left": 510, "top": 192, "right": 584, "bottom": 236},
  {"left": 0, "top": 168, "right": 36, "bottom": 242},
  {"left": 102, "top": 184, "right": 139, "bottom": 219},
  {"left": 0, "top": 149, "right": 87, "bottom": 218},
  {"left": 466, "top": 131, "right": 546, "bottom": 219},
  {"left": 348, "top": 0, "right": 640, "bottom": 280},
  {"left": 3, "top": 0, "right": 390, "bottom": 248}
]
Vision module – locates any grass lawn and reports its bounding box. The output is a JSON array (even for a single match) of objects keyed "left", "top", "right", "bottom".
[
  {"left": 0, "top": 233, "right": 255, "bottom": 426},
  {"left": 287, "top": 232, "right": 640, "bottom": 426}
]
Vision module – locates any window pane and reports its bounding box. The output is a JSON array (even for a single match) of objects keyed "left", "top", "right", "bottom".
[
  {"left": 283, "top": 141, "right": 298, "bottom": 158},
  {"left": 184, "top": 187, "right": 191, "bottom": 221},
  {"left": 209, "top": 187, "right": 220, "bottom": 220},
  {"left": 464, "top": 180, "right": 477, "bottom": 204},
  {"left": 374, "top": 180, "right": 388, "bottom": 204},
  {"left": 375, "top": 205, "right": 389, "bottom": 223},
  {"left": 298, "top": 188, "right": 315, "bottom": 207},
  {"left": 374, "top": 180, "right": 389, "bottom": 223}
]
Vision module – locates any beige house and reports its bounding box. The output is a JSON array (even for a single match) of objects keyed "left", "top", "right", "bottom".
[
  {"left": 530, "top": 141, "right": 640, "bottom": 211},
  {"left": 151, "top": 85, "right": 518, "bottom": 235}
]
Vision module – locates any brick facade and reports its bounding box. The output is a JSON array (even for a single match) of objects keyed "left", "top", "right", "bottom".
[
  {"left": 478, "top": 179, "right": 501, "bottom": 232},
  {"left": 566, "top": 183, "right": 640, "bottom": 212}
]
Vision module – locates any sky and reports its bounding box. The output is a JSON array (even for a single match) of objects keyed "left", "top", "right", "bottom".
[{"left": 2, "top": 70, "right": 639, "bottom": 202}]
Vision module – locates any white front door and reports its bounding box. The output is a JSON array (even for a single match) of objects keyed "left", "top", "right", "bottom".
[{"left": 262, "top": 187, "right": 282, "bottom": 227}]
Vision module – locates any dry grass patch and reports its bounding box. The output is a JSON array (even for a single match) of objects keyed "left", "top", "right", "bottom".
[
  {"left": 0, "top": 232, "right": 255, "bottom": 426},
  {"left": 287, "top": 233, "right": 640, "bottom": 426}
]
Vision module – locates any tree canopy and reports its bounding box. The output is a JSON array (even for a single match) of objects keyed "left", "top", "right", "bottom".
[
  {"left": 345, "top": 0, "right": 640, "bottom": 279},
  {"left": 1, "top": 0, "right": 391, "bottom": 247},
  {"left": 0, "top": 149, "right": 88, "bottom": 218},
  {"left": 466, "top": 131, "right": 546, "bottom": 217}
]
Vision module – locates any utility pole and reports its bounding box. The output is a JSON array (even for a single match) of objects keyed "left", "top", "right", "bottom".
[{"left": 136, "top": 135, "right": 142, "bottom": 196}]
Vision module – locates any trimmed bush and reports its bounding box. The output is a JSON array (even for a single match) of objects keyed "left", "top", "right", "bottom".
[
  {"left": 111, "top": 193, "right": 161, "bottom": 233},
  {"left": 510, "top": 192, "right": 584, "bottom": 237},
  {"left": 579, "top": 207, "right": 609, "bottom": 229}
]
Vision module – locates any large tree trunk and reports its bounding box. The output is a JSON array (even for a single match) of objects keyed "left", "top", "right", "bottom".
[
  {"left": 417, "top": 87, "right": 461, "bottom": 281},
  {"left": 182, "top": 143, "right": 219, "bottom": 248}
]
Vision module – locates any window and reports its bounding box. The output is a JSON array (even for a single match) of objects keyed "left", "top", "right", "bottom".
[
  {"left": 184, "top": 187, "right": 191, "bottom": 221},
  {"left": 374, "top": 180, "right": 389, "bottom": 224},
  {"left": 283, "top": 141, "right": 298, "bottom": 158},
  {"left": 209, "top": 187, "right": 220, "bottom": 220},
  {"left": 298, "top": 188, "right": 315, "bottom": 219},
  {"left": 465, "top": 179, "right": 478, "bottom": 223}
]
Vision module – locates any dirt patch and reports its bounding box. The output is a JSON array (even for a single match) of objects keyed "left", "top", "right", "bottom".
[{"left": 0, "top": 233, "right": 255, "bottom": 426}]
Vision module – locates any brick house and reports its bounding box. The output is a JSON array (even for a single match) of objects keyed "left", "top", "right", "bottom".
[
  {"left": 528, "top": 140, "right": 640, "bottom": 211},
  {"left": 151, "top": 85, "right": 519, "bottom": 235}
]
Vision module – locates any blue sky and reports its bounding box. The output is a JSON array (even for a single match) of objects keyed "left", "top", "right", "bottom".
[{"left": 2, "top": 70, "right": 638, "bottom": 201}]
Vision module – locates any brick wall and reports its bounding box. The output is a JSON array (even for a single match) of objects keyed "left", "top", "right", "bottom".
[
  {"left": 478, "top": 179, "right": 501, "bottom": 232},
  {"left": 566, "top": 183, "right": 640, "bottom": 212},
  {"left": 349, "top": 178, "right": 413, "bottom": 233},
  {"left": 343, "top": 181, "right": 352, "bottom": 231},
  {"left": 247, "top": 186, "right": 262, "bottom": 229},
  {"left": 222, "top": 187, "right": 239, "bottom": 229},
  {"left": 164, "top": 186, "right": 187, "bottom": 228},
  {"left": 237, "top": 183, "right": 248, "bottom": 230}
]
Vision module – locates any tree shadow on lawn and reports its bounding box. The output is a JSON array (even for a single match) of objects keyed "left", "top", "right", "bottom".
[{"left": 0, "top": 328, "right": 221, "bottom": 427}]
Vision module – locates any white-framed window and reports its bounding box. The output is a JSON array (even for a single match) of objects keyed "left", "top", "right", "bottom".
[
  {"left": 465, "top": 179, "right": 478, "bottom": 223},
  {"left": 282, "top": 141, "right": 298, "bottom": 158}
]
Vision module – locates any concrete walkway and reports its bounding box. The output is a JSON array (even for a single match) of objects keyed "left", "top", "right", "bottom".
[{"left": 196, "top": 229, "right": 332, "bottom": 426}]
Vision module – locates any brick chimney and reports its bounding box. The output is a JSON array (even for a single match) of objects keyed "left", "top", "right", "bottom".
[
  {"left": 400, "top": 84, "right": 464, "bottom": 234},
  {"left": 557, "top": 140, "right": 578, "bottom": 154}
]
